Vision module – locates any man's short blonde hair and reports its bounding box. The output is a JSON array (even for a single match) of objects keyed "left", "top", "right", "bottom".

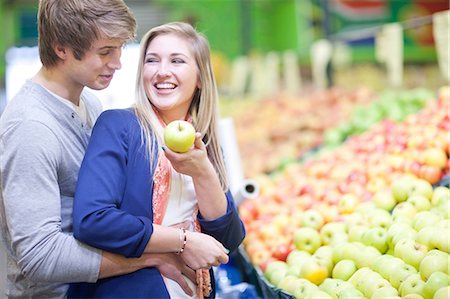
[{"left": 38, "top": 0, "right": 136, "bottom": 67}]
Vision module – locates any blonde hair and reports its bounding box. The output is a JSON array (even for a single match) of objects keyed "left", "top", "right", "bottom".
[
  {"left": 38, "top": 0, "right": 136, "bottom": 67},
  {"left": 134, "top": 22, "right": 229, "bottom": 191}
]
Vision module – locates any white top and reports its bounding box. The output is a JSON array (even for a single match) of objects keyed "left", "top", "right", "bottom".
[
  {"left": 44, "top": 87, "right": 92, "bottom": 127},
  {"left": 162, "top": 168, "right": 198, "bottom": 298}
]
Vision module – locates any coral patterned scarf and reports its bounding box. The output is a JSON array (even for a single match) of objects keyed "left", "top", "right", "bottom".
[{"left": 151, "top": 111, "right": 211, "bottom": 298}]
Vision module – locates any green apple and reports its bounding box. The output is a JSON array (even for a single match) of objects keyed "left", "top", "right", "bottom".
[
  {"left": 335, "top": 286, "right": 365, "bottom": 299},
  {"left": 430, "top": 227, "right": 450, "bottom": 253},
  {"left": 299, "top": 257, "right": 329, "bottom": 285},
  {"left": 394, "top": 238, "right": 428, "bottom": 270},
  {"left": 410, "top": 178, "right": 434, "bottom": 200},
  {"left": 431, "top": 186, "right": 450, "bottom": 206},
  {"left": 348, "top": 267, "right": 373, "bottom": 286},
  {"left": 264, "top": 260, "right": 288, "bottom": 283},
  {"left": 301, "top": 209, "right": 325, "bottom": 230},
  {"left": 164, "top": 120, "right": 196, "bottom": 153},
  {"left": 287, "top": 250, "right": 311, "bottom": 267},
  {"left": 371, "top": 285, "right": 399, "bottom": 299},
  {"left": 319, "top": 278, "right": 352, "bottom": 298},
  {"left": 332, "top": 259, "right": 357, "bottom": 281},
  {"left": 372, "top": 189, "right": 397, "bottom": 211},
  {"left": 320, "top": 222, "right": 347, "bottom": 245},
  {"left": 347, "top": 225, "right": 368, "bottom": 243},
  {"left": 403, "top": 294, "right": 425, "bottom": 299},
  {"left": 399, "top": 273, "right": 425, "bottom": 297},
  {"left": 433, "top": 286, "right": 450, "bottom": 299},
  {"left": 419, "top": 250, "right": 450, "bottom": 281},
  {"left": 407, "top": 194, "right": 432, "bottom": 212},
  {"left": 423, "top": 272, "right": 450, "bottom": 299},
  {"left": 392, "top": 202, "right": 418, "bottom": 220},
  {"left": 277, "top": 275, "right": 300, "bottom": 294},
  {"left": 292, "top": 278, "right": 318, "bottom": 298},
  {"left": 314, "top": 246, "right": 333, "bottom": 262},
  {"left": 304, "top": 289, "right": 333, "bottom": 299},
  {"left": 387, "top": 223, "right": 415, "bottom": 245},
  {"left": 391, "top": 177, "right": 416, "bottom": 202},
  {"left": 432, "top": 200, "right": 450, "bottom": 219},
  {"left": 362, "top": 227, "right": 388, "bottom": 254},
  {"left": 388, "top": 262, "right": 417, "bottom": 289},
  {"left": 293, "top": 227, "right": 321, "bottom": 254},
  {"left": 367, "top": 208, "right": 393, "bottom": 229},
  {"left": 375, "top": 256, "right": 405, "bottom": 280},
  {"left": 413, "top": 211, "right": 443, "bottom": 231},
  {"left": 364, "top": 278, "right": 393, "bottom": 299},
  {"left": 416, "top": 226, "right": 437, "bottom": 250},
  {"left": 338, "top": 193, "right": 359, "bottom": 214}
]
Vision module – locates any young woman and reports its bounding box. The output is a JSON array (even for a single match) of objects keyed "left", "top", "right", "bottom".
[{"left": 68, "top": 22, "right": 245, "bottom": 298}]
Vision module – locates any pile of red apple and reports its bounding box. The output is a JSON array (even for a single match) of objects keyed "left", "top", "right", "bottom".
[
  {"left": 239, "top": 86, "right": 450, "bottom": 298},
  {"left": 222, "top": 87, "right": 375, "bottom": 177}
]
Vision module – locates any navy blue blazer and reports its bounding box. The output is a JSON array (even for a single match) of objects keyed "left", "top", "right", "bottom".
[{"left": 68, "top": 109, "right": 245, "bottom": 298}]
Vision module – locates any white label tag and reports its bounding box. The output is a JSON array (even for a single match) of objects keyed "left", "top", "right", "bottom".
[
  {"left": 376, "top": 23, "right": 403, "bottom": 87},
  {"left": 433, "top": 10, "right": 450, "bottom": 82}
]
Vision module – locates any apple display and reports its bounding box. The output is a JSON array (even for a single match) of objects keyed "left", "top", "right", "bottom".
[{"left": 164, "top": 120, "right": 196, "bottom": 153}]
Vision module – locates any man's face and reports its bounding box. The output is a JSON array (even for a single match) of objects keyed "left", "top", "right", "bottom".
[{"left": 65, "top": 37, "right": 125, "bottom": 91}]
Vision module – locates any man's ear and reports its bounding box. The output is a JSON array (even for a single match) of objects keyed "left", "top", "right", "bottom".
[{"left": 53, "top": 44, "right": 68, "bottom": 60}]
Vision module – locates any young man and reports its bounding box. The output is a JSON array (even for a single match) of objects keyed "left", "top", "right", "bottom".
[{"left": 0, "top": 1, "right": 194, "bottom": 298}]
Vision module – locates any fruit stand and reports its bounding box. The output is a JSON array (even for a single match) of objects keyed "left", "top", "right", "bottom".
[{"left": 227, "top": 85, "right": 450, "bottom": 299}]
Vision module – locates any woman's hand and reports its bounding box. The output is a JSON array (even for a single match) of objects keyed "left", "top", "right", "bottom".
[
  {"left": 162, "top": 133, "right": 213, "bottom": 179},
  {"left": 180, "top": 230, "right": 229, "bottom": 270}
]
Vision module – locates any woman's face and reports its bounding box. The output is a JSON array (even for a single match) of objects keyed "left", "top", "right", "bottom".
[{"left": 143, "top": 33, "right": 200, "bottom": 123}]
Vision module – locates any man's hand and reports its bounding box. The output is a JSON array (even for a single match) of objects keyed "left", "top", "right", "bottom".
[{"left": 153, "top": 253, "right": 196, "bottom": 296}]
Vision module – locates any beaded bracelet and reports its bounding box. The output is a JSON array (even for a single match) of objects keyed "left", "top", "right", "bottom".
[{"left": 176, "top": 228, "right": 187, "bottom": 255}]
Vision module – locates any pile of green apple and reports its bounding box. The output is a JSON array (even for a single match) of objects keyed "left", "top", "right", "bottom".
[
  {"left": 262, "top": 179, "right": 450, "bottom": 299},
  {"left": 323, "top": 88, "right": 434, "bottom": 148}
]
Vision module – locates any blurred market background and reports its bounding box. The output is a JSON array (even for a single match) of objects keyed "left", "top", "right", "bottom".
[{"left": 1, "top": 1, "right": 450, "bottom": 299}]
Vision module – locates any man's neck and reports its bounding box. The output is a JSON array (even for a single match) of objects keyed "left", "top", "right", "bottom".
[{"left": 32, "top": 67, "right": 82, "bottom": 106}]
